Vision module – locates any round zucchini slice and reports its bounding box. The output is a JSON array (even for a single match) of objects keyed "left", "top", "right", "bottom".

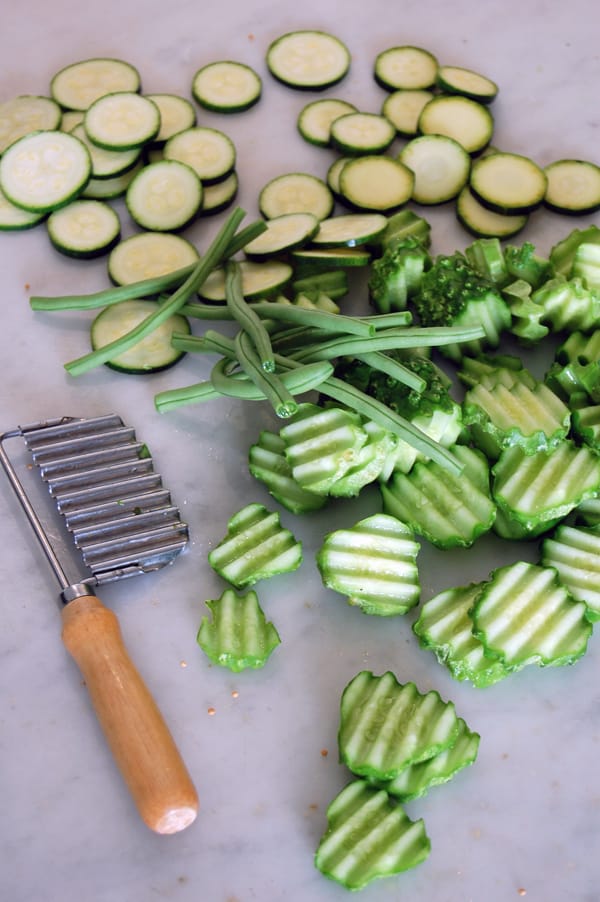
[
  {"left": 191, "top": 61, "right": 262, "bottom": 112},
  {"left": 108, "top": 231, "right": 199, "bottom": 285},
  {"left": 244, "top": 212, "right": 319, "bottom": 258},
  {"left": 456, "top": 185, "right": 528, "bottom": 239},
  {"left": 258, "top": 172, "right": 334, "bottom": 220},
  {"left": 374, "top": 45, "right": 438, "bottom": 91},
  {"left": 70, "top": 123, "right": 141, "bottom": 179},
  {"left": 0, "top": 95, "right": 62, "bottom": 154},
  {"left": 543, "top": 159, "right": 600, "bottom": 215},
  {"left": 0, "top": 185, "right": 46, "bottom": 230},
  {"left": 84, "top": 92, "right": 160, "bottom": 150},
  {"left": 297, "top": 98, "right": 358, "bottom": 147},
  {"left": 164, "top": 126, "right": 236, "bottom": 184},
  {"left": 470, "top": 152, "right": 547, "bottom": 214},
  {"left": 145, "top": 93, "right": 197, "bottom": 143},
  {"left": 381, "top": 89, "right": 434, "bottom": 137},
  {"left": 338, "top": 155, "right": 414, "bottom": 211},
  {"left": 311, "top": 213, "right": 388, "bottom": 247},
  {"left": 399, "top": 134, "right": 470, "bottom": 205},
  {"left": 436, "top": 65, "right": 499, "bottom": 103},
  {"left": 330, "top": 112, "right": 396, "bottom": 155},
  {"left": 266, "top": 30, "right": 350, "bottom": 90},
  {"left": 50, "top": 58, "right": 141, "bottom": 111},
  {"left": 200, "top": 170, "right": 239, "bottom": 215},
  {"left": 47, "top": 199, "right": 120, "bottom": 258},
  {"left": 418, "top": 95, "right": 494, "bottom": 155},
  {"left": 125, "top": 159, "right": 202, "bottom": 231},
  {"left": 198, "top": 259, "right": 293, "bottom": 301}
]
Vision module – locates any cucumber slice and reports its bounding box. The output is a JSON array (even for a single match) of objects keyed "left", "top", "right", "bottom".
[
  {"left": 291, "top": 246, "right": 372, "bottom": 268},
  {"left": 338, "top": 155, "right": 414, "bottom": 212},
  {"left": 0, "top": 185, "right": 45, "bottom": 231},
  {"left": 311, "top": 213, "right": 388, "bottom": 247},
  {"left": 0, "top": 130, "right": 91, "bottom": 213},
  {"left": 199, "top": 170, "right": 239, "bottom": 215},
  {"left": 470, "top": 152, "right": 547, "bottom": 214},
  {"left": 70, "top": 123, "right": 140, "bottom": 179},
  {"left": 543, "top": 159, "right": 600, "bottom": 215},
  {"left": 0, "top": 95, "right": 62, "bottom": 154},
  {"left": 84, "top": 92, "right": 160, "bottom": 150},
  {"left": 196, "top": 588, "right": 280, "bottom": 671},
  {"left": 125, "top": 159, "right": 202, "bottom": 231},
  {"left": 243, "top": 211, "right": 319, "bottom": 258},
  {"left": 60, "top": 110, "right": 85, "bottom": 132},
  {"left": 47, "top": 199, "right": 120, "bottom": 258},
  {"left": 326, "top": 156, "right": 352, "bottom": 198},
  {"left": 108, "top": 231, "right": 199, "bottom": 285},
  {"left": 329, "top": 112, "right": 396, "bottom": 155},
  {"left": 50, "top": 57, "right": 141, "bottom": 111},
  {"left": 436, "top": 65, "right": 499, "bottom": 103},
  {"left": 198, "top": 259, "right": 293, "bottom": 301},
  {"left": 297, "top": 98, "right": 357, "bottom": 147},
  {"left": 542, "top": 524, "right": 600, "bottom": 621},
  {"left": 248, "top": 429, "right": 327, "bottom": 514},
  {"left": 90, "top": 298, "right": 191, "bottom": 373},
  {"left": 191, "top": 61, "right": 262, "bottom": 112},
  {"left": 145, "top": 93, "right": 196, "bottom": 143},
  {"left": 266, "top": 30, "right": 350, "bottom": 90},
  {"left": 456, "top": 185, "right": 528, "bottom": 239},
  {"left": 81, "top": 160, "right": 143, "bottom": 200},
  {"left": 418, "top": 95, "right": 494, "bottom": 155},
  {"left": 399, "top": 134, "right": 471, "bottom": 204},
  {"left": 258, "top": 172, "right": 333, "bottom": 220},
  {"left": 381, "top": 89, "right": 434, "bottom": 137},
  {"left": 374, "top": 45, "right": 438, "bottom": 91},
  {"left": 164, "top": 126, "right": 236, "bottom": 183}
]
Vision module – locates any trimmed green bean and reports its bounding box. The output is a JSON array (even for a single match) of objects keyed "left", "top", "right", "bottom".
[
  {"left": 233, "top": 330, "right": 298, "bottom": 418},
  {"left": 226, "top": 261, "right": 276, "bottom": 372}
]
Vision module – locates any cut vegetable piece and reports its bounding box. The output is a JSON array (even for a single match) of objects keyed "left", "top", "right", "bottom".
[
  {"left": 200, "top": 170, "right": 239, "bottom": 215},
  {"left": 541, "top": 524, "right": 600, "bottom": 621},
  {"left": 338, "top": 671, "right": 459, "bottom": 780},
  {"left": 381, "top": 443, "right": 496, "bottom": 548},
  {"left": 108, "top": 231, "right": 199, "bottom": 285},
  {"left": 374, "top": 46, "right": 438, "bottom": 91},
  {"left": 70, "top": 123, "right": 140, "bottom": 179},
  {"left": 379, "top": 208, "right": 432, "bottom": 250},
  {"left": 532, "top": 275, "right": 600, "bottom": 333},
  {"left": 191, "top": 60, "right": 262, "bottom": 112},
  {"left": 297, "top": 98, "right": 358, "bottom": 147},
  {"left": 327, "top": 421, "right": 398, "bottom": 496},
  {"left": 164, "top": 126, "right": 236, "bottom": 183},
  {"left": 503, "top": 279, "right": 549, "bottom": 344},
  {"left": 248, "top": 430, "right": 327, "bottom": 513},
  {"left": 381, "top": 89, "right": 434, "bottom": 137},
  {"left": 90, "top": 298, "right": 190, "bottom": 373},
  {"left": 436, "top": 65, "right": 499, "bottom": 103},
  {"left": 196, "top": 588, "right": 280, "bottom": 671},
  {"left": 0, "top": 185, "right": 45, "bottom": 230},
  {"left": 258, "top": 172, "right": 334, "bottom": 220},
  {"left": 145, "top": 93, "right": 196, "bottom": 143},
  {"left": 0, "top": 130, "right": 91, "bottom": 213},
  {"left": 338, "top": 155, "right": 414, "bottom": 212},
  {"left": 291, "top": 245, "right": 372, "bottom": 269},
  {"left": 471, "top": 561, "right": 592, "bottom": 669},
  {"left": 399, "top": 134, "right": 470, "bottom": 204},
  {"left": 543, "top": 159, "right": 600, "bottom": 215},
  {"left": 59, "top": 110, "right": 85, "bottom": 132},
  {"left": 243, "top": 212, "right": 319, "bottom": 258},
  {"left": 198, "top": 259, "right": 293, "bottom": 301},
  {"left": 316, "top": 513, "right": 420, "bottom": 616},
  {"left": 418, "top": 95, "right": 494, "bottom": 154},
  {"left": 326, "top": 156, "right": 352, "bottom": 199},
  {"left": 413, "top": 582, "right": 513, "bottom": 687},
  {"left": 266, "top": 30, "right": 350, "bottom": 90},
  {"left": 125, "top": 159, "right": 202, "bottom": 231},
  {"left": 81, "top": 160, "right": 143, "bottom": 200},
  {"left": 470, "top": 152, "right": 547, "bottom": 214},
  {"left": 314, "top": 779, "right": 430, "bottom": 890},
  {"left": 572, "top": 404, "right": 600, "bottom": 452},
  {"left": 576, "top": 497, "right": 600, "bottom": 527},
  {"left": 207, "top": 502, "right": 302, "bottom": 588},
  {"left": 549, "top": 224, "right": 600, "bottom": 277},
  {"left": 378, "top": 718, "right": 480, "bottom": 800},
  {"left": 84, "top": 92, "right": 160, "bottom": 150},
  {"left": 456, "top": 185, "right": 528, "bottom": 239},
  {"left": 50, "top": 57, "right": 141, "bottom": 111},
  {"left": 311, "top": 213, "right": 388, "bottom": 247},
  {"left": 0, "top": 95, "right": 62, "bottom": 154},
  {"left": 47, "top": 199, "right": 120, "bottom": 258},
  {"left": 329, "top": 112, "right": 396, "bottom": 155}
]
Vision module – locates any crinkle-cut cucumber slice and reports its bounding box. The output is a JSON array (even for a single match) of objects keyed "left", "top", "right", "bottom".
[
  {"left": 164, "top": 126, "right": 236, "bottom": 184},
  {"left": 50, "top": 57, "right": 141, "bottom": 111},
  {"left": 382, "top": 88, "right": 434, "bottom": 137},
  {"left": 571, "top": 241, "right": 600, "bottom": 290},
  {"left": 576, "top": 497, "right": 600, "bottom": 527},
  {"left": 108, "top": 231, "right": 199, "bottom": 285},
  {"left": 81, "top": 159, "right": 143, "bottom": 200},
  {"left": 243, "top": 211, "right": 319, "bottom": 258},
  {"left": 0, "top": 130, "right": 91, "bottom": 213},
  {"left": 83, "top": 92, "right": 160, "bottom": 151},
  {"left": 338, "top": 155, "right": 414, "bottom": 212},
  {"left": 0, "top": 95, "right": 62, "bottom": 154},
  {"left": 316, "top": 513, "right": 420, "bottom": 616},
  {"left": 436, "top": 65, "right": 499, "bottom": 103},
  {"left": 196, "top": 588, "right": 280, "bottom": 672},
  {"left": 339, "top": 671, "right": 460, "bottom": 780},
  {"left": 248, "top": 430, "right": 327, "bottom": 514},
  {"left": 199, "top": 170, "right": 238, "bottom": 215},
  {"left": 329, "top": 112, "right": 396, "bottom": 155},
  {"left": 543, "top": 159, "right": 600, "bottom": 215},
  {"left": 297, "top": 98, "right": 357, "bottom": 147},
  {"left": 315, "top": 779, "right": 430, "bottom": 890},
  {"left": 145, "top": 93, "right": 196, "bottom": 143},
  {"left": 326, "top": 420, "right": 398, "bottom": 497},
  {"left": 198, "top": 258, "right": 292, "bottom": 301},
  {"left": 471, "top": 561, "right": 592, "bottom": 669},
  {"left": 572, "top": 403, "right": 600, "bottom": 451},
  {"left": 191, "top": 60, "right": 262, "bottom": 112},
  {"left": 541, "top": 523, "right": 600, "bottom": 621},
  {"left": 414, "top": 582, "right": 514, "bottom": 688},
  {"left": 207, "top": 502, "right": 302, "bottom": 588},
  {"left": 456, "top": 185, "right": 528, "bottom": 239},
  {"left": 0, "top": 185, "right": 45, "bottom": 230},
  {"left": 259, "top": 171, "right": 334, "bottom": 220},
  {"left": 311, "top": 213, "right": 388, "bottom": 247},
  {"left": 47, "top": 199, "right": 120, "bottom": 258},
  {"left": 125, "top": 159, "right": 202, "bottom": 231},
  {"left": 266, "top": 30, "right": 350, "bottom": 90},
  {"left": 470, "top": 152, "right": 548, "bottom": 214},
  {"left": 399, "top": 134, "right": 470, "bottom": 204},
  {"left": 90, "top": 298, "right": 190, "bottom": 374},
  {"left": 374, "top": 45, "right": 438, "bottom": 91},
  {"left": 418, "top": 95, "right": 494, "bottom": 155},
  {"left": 70, "top": 123, "right": 140, "bottom": 179}
]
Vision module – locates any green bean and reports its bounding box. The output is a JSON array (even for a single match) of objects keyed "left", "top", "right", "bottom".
[
  {"left": 233, "top": 330, "right": 298, "bottom": 418},
  {"left": 353, "top": 352, "right": 426, "bottom": 391},
  {"left": 226, "top": 261, "right": 276, "bottom": 372}
]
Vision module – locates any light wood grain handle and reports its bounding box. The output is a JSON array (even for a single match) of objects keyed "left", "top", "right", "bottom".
[{"left": 61, "top": 593, "right": 198, "bottom": 834}]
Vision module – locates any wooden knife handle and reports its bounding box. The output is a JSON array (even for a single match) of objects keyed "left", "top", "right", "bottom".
[{"left": 61, "top": 593, "right": 199, "bottom": 834}]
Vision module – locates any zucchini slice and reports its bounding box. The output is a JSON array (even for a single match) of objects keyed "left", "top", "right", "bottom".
[
  {"left": 90, "top": 298, "right": 191, "bottom": 373},
  {"left": 381, "top": 88, "right": 434, "bottom": 137},
  {"left": 0, "top": 185, "right": 45, "bottom": 230},
  {"left": 198, "top": 259, "right": 293, "bottom": 301},
  {"left": 266, "top": 30, "right": 350, "bottom": 90},
  {"left": 399, "top": 134, "right": 470, "bottom": 204},
  {"left": 81, "top": 160, "right": 143, "bottom": 200},
  {"left": 258, "top": 172, "right": 333, "bottom": 220},
  {"left": 436, "top": 65, "right": 499, "bottom": 103},
  {"left": 125, "top": 159, "right": 202, "bottom": 231},
  {"left": 84, "top": 92, "right": 160, "bottom": 150},
  {"left": 50, "top": 57, "right": 141, "bottom": 111},
  {"left": 311, "top": 213, "right": 388, "bottom": 247},
  {"left": 543, "top": 158, "right": 600, "bottom": 215},
  {"left": 0, "top": 95, "right": 62, "bottom": 154},
  {"left": 243, "top": 211, "right": 319, "bottom": 258},
  {"left": 47, "top": 199, "right": 120, "bottom": 258},
  {"left": 338, "top": 155, "right": 414, "bottom": 211},
  {"left": 164, "top": 126, "right": 236, "bottom": 183},
  {"left": 418, "top": 95, "right": 494, "bottom": 155},
  {"left": 297, "top": 98, "right": 357, "bottom": 147},
  {"left": 145, "top": 93, "right": 196, "bottom": 143},
  {"left": 108, "top": 231, "right": 199, "bottom": 285},
  {"left": 330, "top": 112, "right": 396, "bottom": 155},
  {"left": 191, "top": 61, "right": 262, "bottom": 112},
  {"left": 374, "top": 45, "right": 438, "bottom": 91},
  {"left": 199, "top": 170, "right": 239, "bottom": 215},
  {"left": 326, "top": 156, "right": 352, "bottom": 198},
  {"left": 456, "top": 185, "right": 528, "bottom": 239},
  {"left": 70, "top": 123, "right": 140, "bottom": 179},
  {"left": 470, "top": 152, "right": 547, "bottom": 214}
]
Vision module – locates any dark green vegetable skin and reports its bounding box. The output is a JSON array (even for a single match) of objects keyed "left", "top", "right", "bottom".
[{"left": 413, "top": 251, "right": 508, "bottom": 327}]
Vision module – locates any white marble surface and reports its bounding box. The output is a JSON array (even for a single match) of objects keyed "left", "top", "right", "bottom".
[{"left": 1, "top": 2, "right": 599, "bottom": 900}]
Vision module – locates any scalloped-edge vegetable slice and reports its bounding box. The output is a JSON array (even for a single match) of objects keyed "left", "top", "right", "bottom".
[
  {"left": 248, "top": 429, "right": 327, "bottom": 513},
  {"left": 380, "top": 443, "right": 496, "bottom": 548},
  {"left": 314, "top": 779, "right": 430, "bottom": 890},
  {"left": 196, "top": 588, "right": 281, "bottom": 671},
  {"left": 338, "top": 671, "right": 459, "bottom": 780},
  {"left": 471, "top": 561, "right": 592, "bottom": 669},
  {"left": 572, "top": 404, "right": 600, "bottom": 452},
  {"left": 413, "top": 582, "right": 513, "bottom": 687},
  {"left": 207, "top": 502, "right": 302, "bottom": 588},
  {"left": 327, "top": 420, "right": 398, "bottom": 497},
  {"left": 316, "top": 513, "right": 420, "bottom": 616},
  {"left": 376, "top": 717, "right": 480, "bottom": 801},
  {"left": 541, "top": 524, "right": 600, "bottom": 622}
]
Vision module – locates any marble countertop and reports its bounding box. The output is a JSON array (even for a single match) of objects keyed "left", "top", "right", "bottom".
[{"left": 1, "top": 2, "right": 599, "bottom": 900}]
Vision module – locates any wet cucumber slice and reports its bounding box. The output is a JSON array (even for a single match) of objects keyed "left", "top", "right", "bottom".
[
  {"left": 196, "top": 588, "right": 280, "bottom": 671},
  {"left": 248, "top": 429, "right": 327, "bottom": 514},
  {"left": 541, "top": 524, "right": 600, "bottom": 622}
]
